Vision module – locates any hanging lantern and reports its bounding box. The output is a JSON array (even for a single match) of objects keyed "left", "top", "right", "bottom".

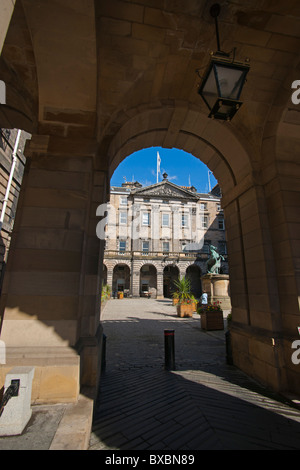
[{"left": 197, "top": 4, "right": 250, "bottom": 121}]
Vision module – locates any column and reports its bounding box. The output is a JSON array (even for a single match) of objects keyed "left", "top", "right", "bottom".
[
  {"left": 0, "top": 135, "right": 104, "bottom": 403},
  {"left": 156, "top": 269, "right": 164, "bottom": 299},
  {"left": 131, "top": 259, "right": 140, "bottom": 297}
]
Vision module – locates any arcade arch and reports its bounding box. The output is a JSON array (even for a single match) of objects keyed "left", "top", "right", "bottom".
[
  {"left": 163, "top": 265, "right": 180, "bottom": 298},
  {"left": 140, "top": 264, "right": 157, "bottom": 298},
  {"left": 102, "top": 101, "right": 288, "bottom": 395},
  {"left": 186, "top": 264, "right": 202, "bottom": 298},
  {"left": 112, "top": 263, "right": 131, "bottom": 295}
]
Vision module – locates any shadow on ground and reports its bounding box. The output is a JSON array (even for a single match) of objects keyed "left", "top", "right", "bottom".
[{"left": 90, "top": 301, "right": 300, "bottom": 450}]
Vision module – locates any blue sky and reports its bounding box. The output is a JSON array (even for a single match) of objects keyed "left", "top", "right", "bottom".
[{"left": 110, "top": 147, "right": 218, "bottom": 194}]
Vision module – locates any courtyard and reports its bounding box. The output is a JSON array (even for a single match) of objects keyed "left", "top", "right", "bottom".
[{"left": 89, "top": 298, "right": 300, "bottom": 450}]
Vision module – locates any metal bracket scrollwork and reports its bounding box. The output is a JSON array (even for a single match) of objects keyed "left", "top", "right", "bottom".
[{"left": 0, "top": 379, "right": 20, "bottom": 417}]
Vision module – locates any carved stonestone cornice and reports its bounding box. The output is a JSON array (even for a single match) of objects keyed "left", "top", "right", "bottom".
[{"left": 132, "top": 181, "right": 199, "bottom": 201}]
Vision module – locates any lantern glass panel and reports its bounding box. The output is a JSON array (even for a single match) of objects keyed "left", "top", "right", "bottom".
[
  {"left": 201, "top": 65, "right": 218, "bottom": 109},
  {"left": 214, "top": 64, "right": 247, "bottom": 100}
]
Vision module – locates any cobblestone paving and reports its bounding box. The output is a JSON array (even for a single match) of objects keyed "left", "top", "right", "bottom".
[{"left": 89, "top": 299, "right": 300, "bottom": 450}]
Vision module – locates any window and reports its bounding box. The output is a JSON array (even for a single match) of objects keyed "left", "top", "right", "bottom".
[
  {"left": 117, "top": 280, "right": 124, "bottom": 291},
  {"left": 203, "top": 240, "right": 210, "bottom": 253},
  {"left": 142, "top": 241, "right": 149, "bottom": 254},
  {"left": 120, "top": 197, "right": 127, "bottom": 205},
  {"left": 118, "top": 240, "right": 126, "bottom": 253},
  {"left": 202, "top": 215, "right": 208, "bottom": 228},
  {"left": 119, "top": 211, "right": 127, "bottom": 225},
  {"left": 0, "top": 129, "right": 11, "bottom": 151},
  {"left": 181, "top": 213, "right": 188, "bottom": 227},
  {"left": 142, "top": 212, "right": 150, "bottom": 226},
  {"left": 141, "top": 281, "right": 149, "bottom": 292},
  {"left": 218, "top": 218, "right": 225, "bottom": 230},
  {"left": 218, "top": 241, "right": 227, "bottom": 254},
  {"left": 200, "top": 202, "right": 207, "bottom": 211},
  {"left": 217, "top": 203, "right": 222, "bottom": 212},
  {"left": 162, "top": 213, "right": 170, "bottom": 227},
  {"left": 162, "top": 241, "right": 170, "bottom": 253}
]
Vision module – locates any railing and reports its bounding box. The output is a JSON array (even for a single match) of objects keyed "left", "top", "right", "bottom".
[{"left": 103, "top": 249, "right": 219, "bottom": 261}]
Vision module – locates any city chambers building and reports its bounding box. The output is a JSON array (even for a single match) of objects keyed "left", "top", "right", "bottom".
[
  {"left": 0, "top": 1, "right": 299, "bottom": 409},
  {"left": 103, "top": 176, "right": 228, "bottom": 299}
]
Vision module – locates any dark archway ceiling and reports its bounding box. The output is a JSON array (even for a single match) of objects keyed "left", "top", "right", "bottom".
[{"left": 0, "top": 0, "right": 299, "bottom": 162}]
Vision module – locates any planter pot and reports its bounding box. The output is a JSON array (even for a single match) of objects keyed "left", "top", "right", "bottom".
[
  {"left": 201, "top": 310, "right": 224, "bottom": 330},
  {"left": 117, "top": 292, "right": 124, "bottom": 299},
  {"left": 177, "top": 303, "right": 195, "bottom": 318}
]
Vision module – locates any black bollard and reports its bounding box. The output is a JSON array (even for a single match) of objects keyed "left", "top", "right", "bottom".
[
  {"left": 164, "top": 329, "right": 175, "bottom": 370},
  {"left": 225, "top": 330, "right": 233, "bottom": 365}
]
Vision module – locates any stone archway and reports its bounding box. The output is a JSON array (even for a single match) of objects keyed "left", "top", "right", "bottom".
[
  {"left": 0, "top": 0, "right": 299, "bottom": 403},
  {"left": 163, "top": 264, "right": 179, "bottom": 298},
  {"left": 102, "top": 100, "right": 293, "bottom": 394}
]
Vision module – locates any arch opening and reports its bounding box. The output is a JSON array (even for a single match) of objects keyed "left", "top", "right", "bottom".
[
  {"left": 186, "top": 264, "right": 202, "bottom": 299},
  {"left": 112, "top": 263, "right": 131, "bottom": 296},
  {"left": 163, "top": 265, "right": 180, "bottom": 299},
  {"left": 140, "top": 264, "right": 157, "bottom": 298}
]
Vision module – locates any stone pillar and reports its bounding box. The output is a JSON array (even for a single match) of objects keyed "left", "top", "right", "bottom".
[
  {"left": 223, "top": 184, "right": 285, "bottom": 393},
  {"left": 156, "top": 269, "right": 164, "bottom": 299},
  {"left": 151, "top": 205, "right": 160, "bottom": 252},
  {"left": 201, "top": 273, "right": 231, "bottom": 310},
  {"left": 106, "top": 269, "right": 113, "bottom": 296},
  {"left": 172, "top": 206, "right": 180, "bottom": 252},
  {"left": 0, "top": 135, "right": 104, "bottom": 403},
  {"left": 0, "top": 0, "right": 15, "bottom": 54},
  {"left": 131, "top": 260, "right": 140, "bottom": 297}
]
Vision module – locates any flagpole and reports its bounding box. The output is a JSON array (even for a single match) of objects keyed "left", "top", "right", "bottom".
[
  {"left": 208, "top": 170, "right": 211, "bottom": 192},
  {"left": 157, "top": 151, "right": 161, "bottom": 183}
]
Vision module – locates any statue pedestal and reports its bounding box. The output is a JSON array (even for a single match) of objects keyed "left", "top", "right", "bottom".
[{"left": 201, "top": 273, "right": 231, "bottom": 310}]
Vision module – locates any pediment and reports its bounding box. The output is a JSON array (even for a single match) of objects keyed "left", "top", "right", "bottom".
[{"left": 132, "top": 181, "right": 198, "bottom": 200}]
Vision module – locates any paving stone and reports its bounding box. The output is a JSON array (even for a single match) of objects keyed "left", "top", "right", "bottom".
[{"left": 89, "top": 299, "right": 300, "bottom": 450}]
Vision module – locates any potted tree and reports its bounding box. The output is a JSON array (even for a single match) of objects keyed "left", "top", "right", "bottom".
[
  {"left": 197, "top": 301, "right": 224, "bottom": 330},
  {"left": 173, "top": 276, "right": 197, "bottom": 317},
  {"left": 101, "top": 284, "right": 111, "bottom": 302},
  {"left": 172, "top": 291, "right": 179, "bottom": 305}
]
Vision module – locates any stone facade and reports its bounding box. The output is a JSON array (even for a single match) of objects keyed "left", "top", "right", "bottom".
[{"left": 103, "top": 178, "right": 228, "bottom": 299}]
